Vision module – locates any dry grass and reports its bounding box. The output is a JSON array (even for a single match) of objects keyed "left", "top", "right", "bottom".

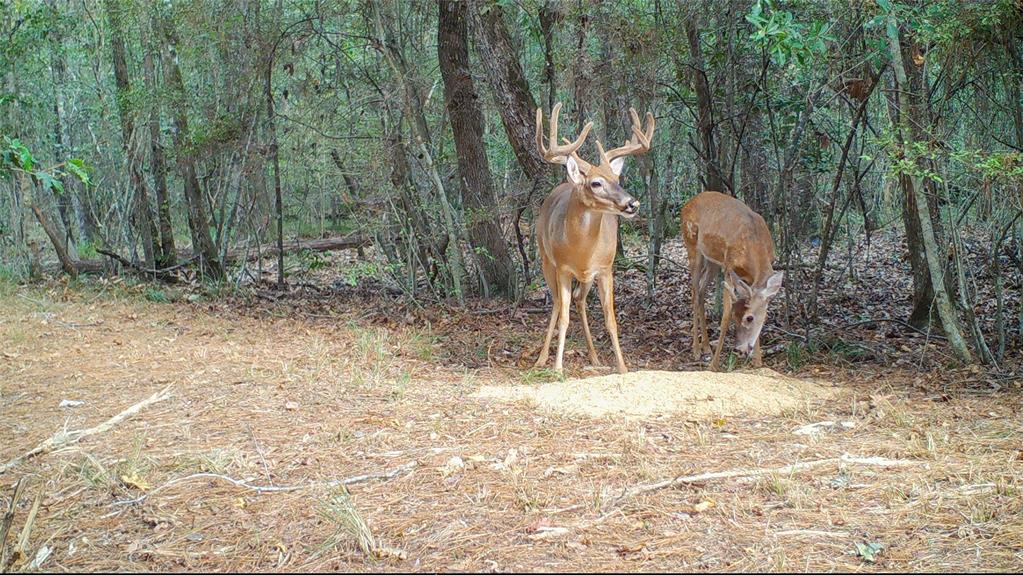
[{"left": 1, "top": 282, "right": 1021, "bottom": 571}]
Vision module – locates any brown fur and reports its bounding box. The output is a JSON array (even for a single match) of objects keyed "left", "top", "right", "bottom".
[{"left": 681, "top": 191, "right": 782, "bottom": 370}]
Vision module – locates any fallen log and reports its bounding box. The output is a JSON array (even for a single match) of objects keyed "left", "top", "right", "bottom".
[{"left": 73, "top": 234, "right": 369, "bottom": 275}]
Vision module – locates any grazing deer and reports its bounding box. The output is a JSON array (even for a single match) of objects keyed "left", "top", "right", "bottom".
[
  {"left": 533, "top": 102, "right": 655, "bottom": 375},
  {"left": 681, "top": 191, "right": 784, "bottom": 371}
]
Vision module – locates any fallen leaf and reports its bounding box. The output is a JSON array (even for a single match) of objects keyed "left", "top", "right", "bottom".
[
  {"left": 542, "top": 465, "right": 578, "bottom": 478},
  {"left": 120, "top": 472, "right": 151, "bottom": 491},
  {"left": 528, "top": 526, "right": 570, "bottom": 540},
  {"left": 615, "top": 542, "right": 647, "bottom": 556},
  {"left": 373, "top": 546, "right": 408, "bottom": 560},
  {"left": 438, "top": 456, "right": 465, "bottom": 477},
  {"left": 854, "top": 541, "right": 884, "bottom": 563},
  {"left": 691, "top": 499, "right": 715, "bottom": 513}
]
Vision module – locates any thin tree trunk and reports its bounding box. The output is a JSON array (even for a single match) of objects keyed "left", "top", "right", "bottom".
[
  {"left": 48, "top": 41, "right": 76, "bottom": 250},
  {"left": 266, "top": 41, "right": 285, "bottom": 289},
  {"left": 685, "top": 19, "right": 727, "bottom": 193},
  {"left": 374, "top": 0, "right": 465, "bottom": 301},
  {"left": 158, "top": 7, "right": 224, "bottom": 280},
  {"left": 142, "top": 18, "right": 176, "bottom": 268},
  {"left": 886, "top": 13, "right": 972, "bottom": 363},
  {"left": 809, "top": 69, "right": 882, "bottom": 318},
  {"left": 539, "top": 1, "right": 558, "bottom": 114},
  {"left": 467, "top": 0, "right": 546, "bottom": 181},
  {"left": 438, "top": 0, "right": 516, "bottom": 297},
  {"left": 25, "top": 174, "right": 77, "bottom": 278},
  {"left": 105, "top": 0, "right": 160, "bottom": 268}
]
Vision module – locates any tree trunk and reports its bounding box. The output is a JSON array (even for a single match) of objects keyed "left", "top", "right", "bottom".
[
  {"left": 142, "top": 19, "right": 176, "bottom": 268},
  {"left": 438, "top": 0, "right": 517, "bottom": 297},
  {"left": 685, "top": 19, "right": 727, "bottom": 193},
  {"left": 158, "top": 7, "right": 224, "bottom": 280},
  {"left": 104, "top": 0, "right": 160, "bottom": 269},
  {"left": 374, "top": 0, "right": 465, "bottom": 301},
  {"left": 539, "top": 1, "right": 558, "bottom": 114},
  {"left": 467, "top": 0, "right": 546, "bottom": 181},
  {"left": 886, "top": 13, "right": 972, "bottom": 363},
  {"left": 266, "top": 42, "right": 285, "bottom": 289},
  {"left": 25, "top": 173, "right": 77, "bottom": 279},
  {"left": 48, "top": 44, "right": 76, "bottom": 250}
]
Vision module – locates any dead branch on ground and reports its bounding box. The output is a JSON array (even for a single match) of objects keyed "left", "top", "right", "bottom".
[
  {"left": 0, "top": 479, "right": 25, "bottom": 570},
  {"left": 0, "top": 385, "right": 174, "bottom": 475},
  {"left": 606, "top": 453, "right": 922, "bottom": 510},
  {"left": 111, "top": 461, "right": 419, "bottom": 507}
]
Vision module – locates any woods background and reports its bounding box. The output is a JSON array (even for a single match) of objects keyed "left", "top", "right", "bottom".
[{"left": 2, "top": 0, "right": 1023, "bottom": 366}]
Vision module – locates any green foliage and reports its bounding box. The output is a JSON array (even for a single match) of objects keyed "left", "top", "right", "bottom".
[
  {"left": 0, "top": 136, "right": 90, "bottom": 194},
  {"left": 339, "top": 260, "right": 394, "bottom": 287},
  {"left": 746, "top": 0, "right": 832, "bottom": 67},
  {"left": 0, "top": 264, "right": 18, "bottom": 297},
  {"left": 144, "top": 287, "right": 170, "bottom": 303},
  {"left": 520, "top": 367, "right": 562, "bottom": 385},
  {"left": 297, "top": 248, "right": 328, "bottom": 272}
]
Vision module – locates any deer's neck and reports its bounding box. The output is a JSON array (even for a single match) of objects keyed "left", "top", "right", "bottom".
[{"left": 566, "top": 186, "right": 612, "bottom": 244}]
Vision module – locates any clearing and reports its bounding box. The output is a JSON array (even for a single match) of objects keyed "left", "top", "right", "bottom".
[{"left": 1, "top": 283, "right": 1021, "bottom": 571}]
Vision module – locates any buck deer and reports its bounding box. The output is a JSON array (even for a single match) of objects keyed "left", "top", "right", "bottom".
[
  {"left": 682, "top": 191, "right": 784, "bottom": 371},
  {"left": 533, "top": 102, "right": 655, "bottom": 375}
]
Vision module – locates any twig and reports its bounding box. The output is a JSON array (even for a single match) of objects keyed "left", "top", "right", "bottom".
[
  {"left": 607, "top": 453, "right": 921, "bottom": 509},
  {"left": 111, "top": 461, "right": 419, "bottom": 507},
  {"left": 11, "top": 489, "right": 42, "bottom": 567},
  {"left": 0, "top": 479, "right": 25, "bottom": 570},
  {"left": 774, "top": 529, "right": 850, "bottom": 538},
  {"left": 246, "top": 424, "right": 273, "bottom": 486},
  {"left": 0, "top": 385, "right": 174, "bottom": 475}
]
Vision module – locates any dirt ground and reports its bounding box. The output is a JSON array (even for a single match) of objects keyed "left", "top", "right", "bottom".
[{"left": 1, "top": 280, "right": 1022, "bottom": 572}]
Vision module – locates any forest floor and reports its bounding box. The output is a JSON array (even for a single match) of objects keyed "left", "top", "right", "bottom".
[{"left": 2, "top": 232, "right": 1022, "bottom": 571}]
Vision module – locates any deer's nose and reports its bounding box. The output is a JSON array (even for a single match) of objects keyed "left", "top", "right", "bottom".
[
  {"left": 624, "top": 200, "right": 640, "bottom": 214},
  {"left": 735, "top": 342, "right": 755, "bottom": 356}
]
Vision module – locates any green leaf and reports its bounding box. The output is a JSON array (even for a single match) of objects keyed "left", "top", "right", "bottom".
[
  {"left": 36, "top": 172, "right": 65, "bottom": 195},
  {"left": 10, "top": 138, "right": 33, "bottom": 171},
  {"left": 876, "top": 0, "right": 893, "bottom": 14},
  {"left": 66, "top": 158, "right": 90, "bottom": 185},
  {"left": 854, "top": 541, "right": 884, "bottom": 563}
]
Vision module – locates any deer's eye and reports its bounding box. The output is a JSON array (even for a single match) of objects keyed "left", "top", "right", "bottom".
[
  {"left": 744, "top": 314, "right": 755, "bottom": 324},
  {"left": 590, "top": 180, "right": 602, "bottom": 189}
]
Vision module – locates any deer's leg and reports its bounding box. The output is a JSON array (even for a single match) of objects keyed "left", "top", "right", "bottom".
[
  {"left": 752, "top": 339, "right": 763, "bottom": 368},
  {"left": 574, "top": 280, "right": 601, "bottom": 367},
  {"left": 553, "top": 271, "right": 574, "bottom": 374},
  {"left": 688, "top": 249, "right": 704, "bottom": 361},
  {"left": 709, "top": 288, "right": 732, "bottom": 372},
  {"left": 535, "top": 260, "right": 560, "bottom": 368},
  {"left": 698, "top": 261, "right": 720, "bottom": 355},
  {"left": 597, "top": 271, "right": 628, "bottom": 374}
]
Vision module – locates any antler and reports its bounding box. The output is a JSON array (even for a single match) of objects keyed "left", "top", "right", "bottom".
[
  {"left": 536, "top": 102, "right": 593, "bottom": 167},
  {"left": 598, "top": 108, "right": 656, "bottom": 166}
]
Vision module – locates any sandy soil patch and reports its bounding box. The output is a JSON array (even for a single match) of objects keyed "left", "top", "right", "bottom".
[{"left": 474, "top": 368, "right": 837, "bottom": 418}]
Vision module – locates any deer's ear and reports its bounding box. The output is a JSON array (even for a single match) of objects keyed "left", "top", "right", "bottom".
[
  {"left": 566, "top": 156, "right": 584, "bottom": 184},
  {"left": 609, "top": 156, "right": 625, "bottom": 176},
  {"left": 762, "top": 271, "right": 784, "bottom": 298},
  {"left": 724, "top": 270, "right": 752, "bottom": 301}
]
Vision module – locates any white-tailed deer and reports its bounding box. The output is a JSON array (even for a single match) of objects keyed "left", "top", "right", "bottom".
[
  {"left": 681, "top": 191, "right": 784, "bottom": 371},
  {"left": 533, "top": 102, "right": 655, "bottom": 375}
]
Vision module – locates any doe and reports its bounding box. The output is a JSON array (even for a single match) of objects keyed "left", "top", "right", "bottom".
[{"left": 681, "top": 191, "right": 784, "bottom": 371}]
